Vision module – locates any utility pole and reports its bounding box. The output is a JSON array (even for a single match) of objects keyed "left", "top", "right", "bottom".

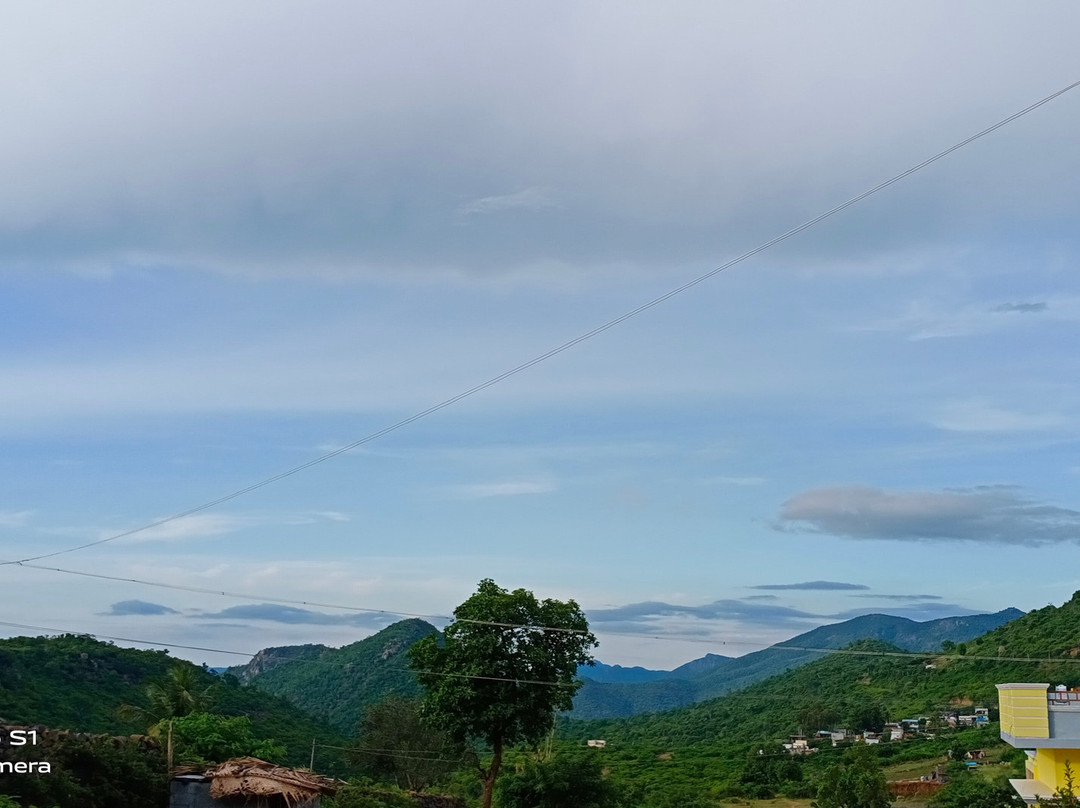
[
  {"left": 310, "top": 738, "right": 316, "bottom": 770},
  {"left": 167, "top": 719, "right": 174, "bottom": 773}
]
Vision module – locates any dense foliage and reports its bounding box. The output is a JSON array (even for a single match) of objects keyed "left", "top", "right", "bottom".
[
  {"left": 410, "top": 579, "right": 596, "bottom": 808},
  {"left": 0, "top": 730, "right": 167, "bottom": 808},
  {"left": 930, "top": 770, "right": 1023, "bottom": 808},
  {"left": 0, "top": 634, "right": 350, "bottom": 772},
  {"left": 351, "top": 696, "right": 463, "bottom": 790},
  {"left": 161, "top": 712, "right": 287, "bottom": 766},
  {"left": 246, "top": 619, "right": 439, "bottom": 733},
  {"left": 497, "top": 752, "right": 622, "bottom": 808},
  {"left": 813, "top": 744, "right": 893, "bottom": 808}
]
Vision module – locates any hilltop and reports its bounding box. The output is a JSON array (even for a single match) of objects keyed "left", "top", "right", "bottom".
[{"left": 234, "top": 618, "right": 439, "bottom": 734}]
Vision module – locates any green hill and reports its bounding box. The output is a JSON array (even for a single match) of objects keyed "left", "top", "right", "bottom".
[
  {"left": 570, "top": 608, "right": 1023, "bottom": 719},
  {"left": 566, "top": 598, "right": 1080, "bottom": 746},
  {"left": 240, "top": 618, "right": 440, "bottom": 734},
  {"left": 0, "top": 633, "right": 348, "bottom": 770}
]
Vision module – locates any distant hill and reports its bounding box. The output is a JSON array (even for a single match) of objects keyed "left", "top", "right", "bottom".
[
  {"left": 569, "top": 608, "right": 1023, "bottom": 719},
  {"left": 239, "top": 618, "right": 439, "bottom": 734},
  {"left": 566, "top": 592, "right": 1076, "bottom": 746},
  {"left": 577, "top": 661, "right": 672, "bottom": 684},
  {"left": 0, "top": 633, "right": 347, "bottom": 771},
  {"left": 669, "top": 653, "right": 732, "bottom": 679}
]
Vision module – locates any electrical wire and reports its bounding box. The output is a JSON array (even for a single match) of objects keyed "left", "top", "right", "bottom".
[
  {"left": 4, "top": 77, "right": 1078, "bottom": 568},
  {"left": 4, "top": 617, "right": 1080, "bottom": 676},
  {"left": 9, "top": 561, "right": 1076, "bottom": 657},
  {"left": 12, "top": 561, "right": 593, "bottom": 637},
  {"left": 0, "top": 620, "right": 575, "bottom": 687}
]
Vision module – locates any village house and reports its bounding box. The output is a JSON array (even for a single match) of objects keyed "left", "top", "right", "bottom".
[
  {"left": 883, "top": 722, "right": 904, "bottom": 741},
  {"left": 997, "top": 682, "right": 1080, "bottom": 804},
  {"left": 783, "top": 736, "right": 812, "bottom": 754},
  {"left": 170, "top": 757, "right": 337, "bottom": 808}
]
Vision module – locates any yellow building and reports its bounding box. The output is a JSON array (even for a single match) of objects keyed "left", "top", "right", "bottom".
[{"left": 998, "top": 683, "right": 1080, "bottom": 804}]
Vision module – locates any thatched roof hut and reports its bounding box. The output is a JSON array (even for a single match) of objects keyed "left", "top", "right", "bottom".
[{"left": 204, "top": 757, "right": 337, "bottom": 807}]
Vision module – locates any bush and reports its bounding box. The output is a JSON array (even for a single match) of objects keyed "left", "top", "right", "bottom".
[
  {"left": 930, "top": 774, "right": 1022, "bottom": 808},
  {"left": 158, "top": 712, "right": 285, "bottom": 766},
  {"left": 497, "top": 753, "right": 623, "bottom": 808},
  {"left": 328, "top": 780, "right": 417, "bottom": 808}
]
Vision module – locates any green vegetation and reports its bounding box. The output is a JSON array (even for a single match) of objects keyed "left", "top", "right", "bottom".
[
  {"left": 243, "top": 618, "right": 440, "bottom": 733},
  {"left": 163, "top": 712, "right": 287, "bottom": 767},
  {"left": 0, "top": 633, "right": 349, "bottom": 771},
  {"left": 813, "top": 744, "right": 892, "bottom": 808},
  {"left": 930, "top": 770, "right": 1022, "bottom": 808},
  {"left": 572, "top": 609, "right": 1023, "bottom": 719},
  {"left": 410, "top": 579, "right": 597, "bottom": 808},
  {"left": 9, "top": 591, "right": 1080, "bottom": 807},
  {"left": 119, "top": 663, "right": 215, "bottom": 726},
  {"left": 351, "top": 696, "right": 463, "bottom": 790},
  {"left": 0, "top": 730, "right": 167, "bottom": 808},
  {"left": 565, "top": 637, "right": 1077, "bottom": 747},
  {"left": 497, "top": 752, "right": 622, "bottom": 808}
]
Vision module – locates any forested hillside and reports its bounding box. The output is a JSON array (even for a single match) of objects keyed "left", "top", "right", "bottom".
[
  {"left": 570, "top": 607, "right": 1023, "bottom": 718},
  {"left": 241, "top": 618, "right": 439, "bottom": 733},
  {"left": 0, "top": 634, "right": 347, "bottom": 769},
  {"left": 566, "top": 596, "right": 1080, "bottom": 746}
]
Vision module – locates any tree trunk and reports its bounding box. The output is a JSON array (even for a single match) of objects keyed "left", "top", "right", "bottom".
[{"left": 480, "top": 738, "right": 503, "bottom": 808}]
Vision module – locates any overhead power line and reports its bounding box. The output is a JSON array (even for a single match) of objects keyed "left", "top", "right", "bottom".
[
  {"left": 4, "top": 560, "right": 1064, "bottom": 654},
  {"left": 0, "top": 619, "right": 574, "bottom": 687},
  {"left": 4, "top": 614, "right": 1080, "bottom": 676},
  {"left": 4, "top": 77, "right": 1079, "bottom": 568},
  {"left": 13, "top": 561, "right": 592, "bottom": 637}
]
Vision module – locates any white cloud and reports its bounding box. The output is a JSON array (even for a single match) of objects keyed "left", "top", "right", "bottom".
[
  {"left": 458, "top": 187, "right": 555, "bottom": 216},
  {"left": 701, "top": 476, "right": 767, "bottom": 487},
  {"left": 311, "top": 511, "right": 351, "bottom": 522},
  {"left": 933, "top": 400, "right": 1066, "bottom": 433},
  {"left": 0, "top": 510, "right": 33, "bottom": 527},
  {"left": 116, "top": 514, "right": 253, "bottom": 542},
  {"left": 0, "top": 4, "right": 1077, "bottom": 278},
  {"left": 446, "top": 480, "right": 557, "bottom": 499}
]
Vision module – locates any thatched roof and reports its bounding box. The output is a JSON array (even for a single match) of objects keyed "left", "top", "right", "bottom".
[{"left": 205, "top": 757, "right": 338, "bottom": 807}]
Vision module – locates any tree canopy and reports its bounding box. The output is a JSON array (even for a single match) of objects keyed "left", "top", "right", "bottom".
[
  {"left": 409, "top": 579, "right": 597, "bottom": 808},
  {"left": 813, "top": 744, "right": 893, "bottom": 808}
]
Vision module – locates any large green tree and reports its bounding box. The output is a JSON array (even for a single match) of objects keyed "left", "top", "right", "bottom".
[
  {"left": 350, "top": 695, "right": 461, "bottom": 791},
  {"left": 408, "top": 579, "right": 597, "bottom": 808},
  {"left": 813, "top": 744, "right": 893, "bottom": 808}
]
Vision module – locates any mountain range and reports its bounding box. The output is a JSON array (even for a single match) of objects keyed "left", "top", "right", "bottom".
[
  {"left": 223, "top": 607, "right": 1022, "bottom": 726},
  {"left": 567, "top": 597, "right": 1080, "bottom": 746},
  {"left": 569, "top": 608, "right": 1024, "bottom": 718}
]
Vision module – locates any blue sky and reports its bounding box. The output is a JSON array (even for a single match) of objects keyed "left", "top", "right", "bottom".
[{"left": 2, "top": 2, "right": 1080, "bottom": 668}]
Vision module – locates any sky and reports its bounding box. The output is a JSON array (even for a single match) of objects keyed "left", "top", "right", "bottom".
[{"left": 2, "top": 1, "right": 1080, "bottom": 669}]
